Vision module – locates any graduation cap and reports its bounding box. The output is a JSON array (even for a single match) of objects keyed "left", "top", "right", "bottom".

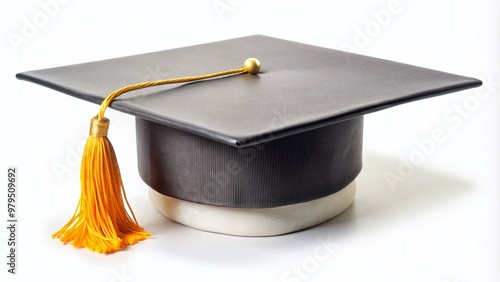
[{"left": 17, "top": 35, "right": 481, "bottom": 254}]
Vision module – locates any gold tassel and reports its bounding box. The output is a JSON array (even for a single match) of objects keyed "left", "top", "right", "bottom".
[
  {"left": 52, "top": 117, "right": 150, "bottom": 253},
  {"left": 52, "top": 58, "right": 260, "bottom": 253}
]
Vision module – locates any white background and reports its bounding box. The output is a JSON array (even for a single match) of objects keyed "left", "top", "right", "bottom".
[{"left": 1, "top": 0, "right": 499, "bottom": 281}]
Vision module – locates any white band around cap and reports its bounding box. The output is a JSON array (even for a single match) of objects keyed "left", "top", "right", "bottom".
[{"left": 148, "top": 181, "right": 356, "bottom": 236}]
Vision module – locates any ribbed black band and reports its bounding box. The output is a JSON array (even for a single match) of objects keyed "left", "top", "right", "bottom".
[{"left": 136, "top": 117, "right": 363, "bottom": 208}]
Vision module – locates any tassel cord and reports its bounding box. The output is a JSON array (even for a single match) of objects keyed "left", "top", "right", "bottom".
[{"left": 97, "top": 67, "right": 247, "bottom": 120}]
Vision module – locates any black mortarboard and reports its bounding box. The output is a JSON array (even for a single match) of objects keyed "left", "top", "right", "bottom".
[{"left": 16, "top": 35, "right": 481, "bottom": 253}]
